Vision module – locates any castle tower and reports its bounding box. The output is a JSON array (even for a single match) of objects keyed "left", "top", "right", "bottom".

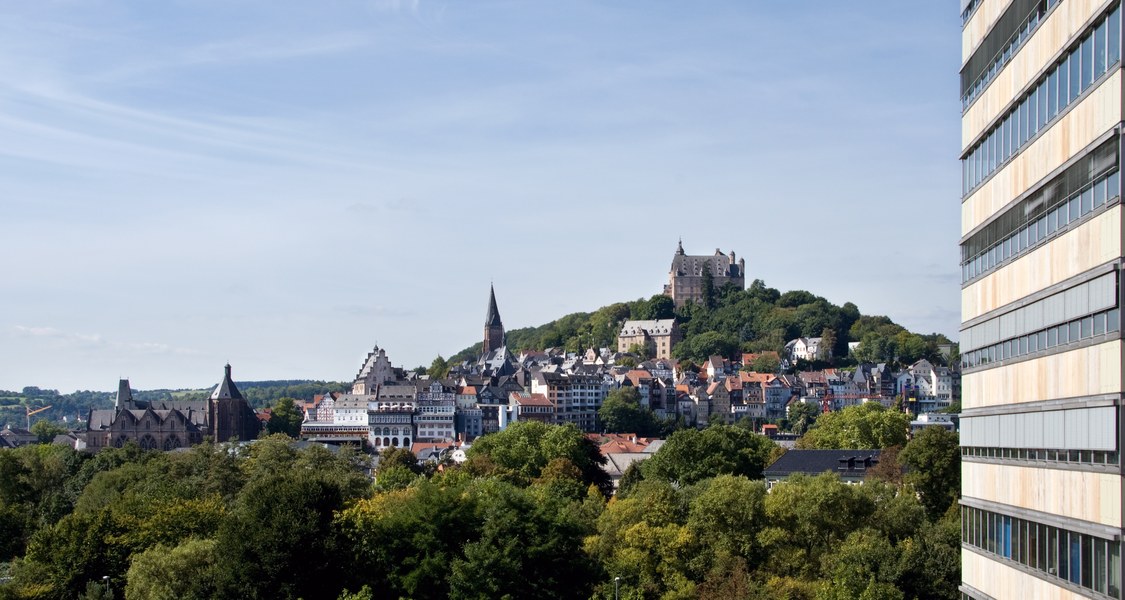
[{"left": 483, "top": 284, "right": 504, "bottom": 354}]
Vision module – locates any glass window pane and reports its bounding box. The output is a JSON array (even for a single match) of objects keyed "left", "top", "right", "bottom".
[
  {"left": 1048, "top": 69, "right": 1059, "bottom": 118},
  {"left": 1111, "top": 6, "right": 1122, "bottom": 65},
  {"left": 1095, "top": 178, "right": 1107, "bottom": 208},
  {"left": 1096, "top": 20, "right": 1108, "bottom": 76},
  {"left": 1082, "top": 316, "right": 1093, "bottom": 338},
  {"left": 1109, "top": 309, "right": 1120, "bottom": 332},
  {"left": 1095, "top": 313, "right": 1107, "bottom": 335},
  {"left": 1109, "top": 542, "right": 1121, "bottom": 597},
  {"left": 1082, "top": 35, "right": 1094, "bottom": 90},
  {"left": 1048, "top": 208, "right": 1059, "bottom": 233},
  {"left": 1070, "top": 321, "right": 1081, "bottom": 342},
  {"left": 1082, "top": 535, "right": 1092, "bottom": 587},
  {"left": 1039, "top": 80, "right": 1049, "bottom": 129},
  {"left": 1081, "top": 187, "right": 1093, "bottom": 215},
  {"left": 1070, "top": 196, "right": 1081, "bottom": 221},
  {"left": 1095, "top": 538, "right": 1107, "bottom": 594},
  {"left": 1059, "top": 530, "right": 1069, "bottom": 580},
  {"left": 1110, "top": 171, "right": 1120, "bottom": 199},
  {"left": 1030, "top": 88, "right": 1040, "bottom": 135},
  {"left": 1069, "top": 51, "right": 1081, "bottom": 102}
]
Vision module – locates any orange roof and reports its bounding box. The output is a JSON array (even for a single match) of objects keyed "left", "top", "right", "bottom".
[
  {"left": 625, "top": 369, "right": 653, "bottom": 385},
  {"left": 409, "top": 442, "right": 452, "bottom": 457},
  {"left": 460, "top": 386, "right": 478, "bottom": 395},
  {"left": 511, "top": 392, "right": 552, "bottom": 406},
  {"left": 585, "top": 433, "right": 653, "bottom": 455}
]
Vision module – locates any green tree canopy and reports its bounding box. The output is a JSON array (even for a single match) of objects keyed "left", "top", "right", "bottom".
[
  {"left": 899, "top": 427, "right": 961, "bottom": 518},
  {"left": 796, "top": 403, "right": 910, "bottom": 450},
  {"left": 466, "top": 422, "right": 611, "bottom": 495},
  {"left": 597, "top": 387, "right": 664, "bottom": 437},
  {"left": 267, "top": 397, "right": 304, "bottom": 438},
  {"left": 641, "top": 425, "right": 776, "bottom": 486}
]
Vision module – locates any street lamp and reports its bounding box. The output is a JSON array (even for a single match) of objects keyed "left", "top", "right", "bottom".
[
  {"left": 614, "top": 576, "right": 620, "bottom": 600},
  {"left": 102, "top": 575, "right": 111, "bottom": 598}
]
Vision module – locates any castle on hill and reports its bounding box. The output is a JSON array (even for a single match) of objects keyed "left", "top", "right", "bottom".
[{"left": 663, "top": 240, "right": 745, "bottom": 307}]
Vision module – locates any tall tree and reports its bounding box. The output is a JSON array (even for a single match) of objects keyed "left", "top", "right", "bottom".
[
  {"left": 899, "top": 427, "right": 960, "bottom": 517},
  {"left": 267, "top": 397, "right": 304, "bottom": 438}
]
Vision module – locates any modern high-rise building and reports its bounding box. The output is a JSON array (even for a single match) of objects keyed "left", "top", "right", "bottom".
[{"left": 959, "top": 0, "right": 1124, "bottom": 597}]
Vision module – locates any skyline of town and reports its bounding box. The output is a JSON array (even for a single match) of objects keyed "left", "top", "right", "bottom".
[{"left": 0, "top": 3, "right": 961, "bottom": 392}]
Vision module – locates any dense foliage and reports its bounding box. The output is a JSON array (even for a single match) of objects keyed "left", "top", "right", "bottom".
[
  {"left": 0, "top": 422, "right": 959, "bottom": 600},
  {"left": 449, "top": 281, "right": 954, "bottom": 368}
]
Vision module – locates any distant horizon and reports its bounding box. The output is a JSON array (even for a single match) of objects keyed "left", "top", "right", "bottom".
[
  {"left": 0, "top": 2, "right": 960, "bottom": 392},
  {"left": 9, "top": 273, "right": 951, "bottom": 395}
]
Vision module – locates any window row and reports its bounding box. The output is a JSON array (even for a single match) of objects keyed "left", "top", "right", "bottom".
[
  {"left": 962, "top": 0, "right": 983, "bottom": 26},
  {"left": 962, "top": 271, "right": 1117, "bottom": 352},
  {"left": 963, "top": 4, "right": 1121, "bottom": 196},
  {"left": 962, "top": 169, "right": 1119, "bottom": 282},
  {"left": 962, "top": 505, "right": 1121, "bottom": 596},
  {"left": 960, "top": 137, "right": 1117, "bottom": 279},
  {"left": 961, "top": 308, "right": 1120, "bottom": 369},
  {"left": 963, "top": 0, "right": 1059, "bottom": 111},
  {"left": 962, "top": 446, "right": 1119, "bottom": 466}
]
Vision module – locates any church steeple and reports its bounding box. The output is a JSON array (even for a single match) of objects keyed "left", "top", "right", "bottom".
[
  {"left": 676, "top": 238, "right": 685, "bottom": 255},
  {"left": 484, "top": 284, "right": 505, "bottom": 354},
  {"left": 115, "top": 378, "right": 134, "bottom": 410}
]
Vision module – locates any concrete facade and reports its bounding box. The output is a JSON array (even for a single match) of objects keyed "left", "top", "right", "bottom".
[{"left": 960, "top": 1, "right": 1125, "bottom": 597}]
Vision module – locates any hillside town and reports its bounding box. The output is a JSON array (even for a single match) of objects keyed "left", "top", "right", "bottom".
[{"left": 1, "top": 243, "right": 959, "bottom": 460}]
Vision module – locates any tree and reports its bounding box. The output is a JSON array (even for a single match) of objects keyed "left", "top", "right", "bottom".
[
  {"left": 466, "top": 422, "right": 611, "bottom": 495},
  {"left": 335, "top": 478, "right": 483, "bottom": 599},
  {"left": 212, "top": 471, "right": 347, "bottom": 600},
  {"left": 427, "top": 356, "right": 450, "bottom": 379},
  {"left": 758, "top": 473, "right": 874, "bottom": 579},
  {"left": 687, "top": 475, "right": 768, "bottom": 564},
  {"left": 701, "top": 268, "right": 717, "bottom": 310},
  {"left": 626, "top": 343, "right": 651, "bottom": 361},
  {"left": 267, "top": 397, "right": 304, "bottom": 438},
  {"left": 796, "top": 403, "right": 909, "bottom": 450},
  {"left": 125, "top": 539, "right": 218, "bottom": 600},
  {"left": 642, "top": 426, "right": 776, "bottom": 486},
  {"left": 448, "top": 484, "right": 597, "bottom": 600},
  {"left": 746, "top": 353, "right": 780, "bottom": 373},
  {"left": 597, "top": 387, "right": 662, "bottom": 437},
  {"left": 898, "top": 427, "right": 960, "bottom": 517},
  {"left": 30, "top": 420, "right": 67, "bottom": 444},
  {"left": 786, "top": 401, "right": 819, "bottom": 436}
]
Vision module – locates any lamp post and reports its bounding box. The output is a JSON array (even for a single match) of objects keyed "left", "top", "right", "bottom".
[
  {"left": 614, "top": 576, "right": 620, "bottom": 600},
  {"left": 102, "top": 575, "right": 111, "bottom": 598}
]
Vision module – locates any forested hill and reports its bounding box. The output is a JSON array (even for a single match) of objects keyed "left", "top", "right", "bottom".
[
  {"left": 449, "top": 279, "right": 956, "bottom": 368},
  {"left": 0, "top": 380, "right": 350, "bottom": 429}
]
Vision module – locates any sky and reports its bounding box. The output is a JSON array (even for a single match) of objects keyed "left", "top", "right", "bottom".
[{"left": 0, "top": 1, "right": 962, "bottom": 393}]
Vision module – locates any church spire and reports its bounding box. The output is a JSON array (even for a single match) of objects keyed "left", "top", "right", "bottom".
[
  {"left": 484, "top": 285, "right": 504, "bottom": 354},
  {"left": 676, "top": 238, "right": 685, "bottom": 255},
  {"left": 485, "top": 284, "right": 503, "bottom": 328}
]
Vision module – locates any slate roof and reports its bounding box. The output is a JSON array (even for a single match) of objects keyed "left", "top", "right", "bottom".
[
  {"left": 485, "top": 284, "right": 503, "bottom": 327},
  {"left": 619, "top": 319, "right": 677, "bottom": 337},
  {"left": 210, "top": 364, "right": 244, "bottom": 400},
  {"left": 763, "top": 449, "right": 882, "bottom": 479}
]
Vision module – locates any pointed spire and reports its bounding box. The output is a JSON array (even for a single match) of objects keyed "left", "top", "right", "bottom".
[
  {"left": 676, "top": 238, "right": 685, "bottom": 255},
  {"left": 485, "top": 284, "right": 503, "bottom": 327},
  {"left": 211, "top": 363, "right": 244, "bottom": 400},
  {"left": 115, "top": 379, "right": 134, "bottom": 410}
]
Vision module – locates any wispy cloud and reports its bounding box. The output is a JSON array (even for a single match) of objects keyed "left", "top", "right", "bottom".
[{"left": 12, "top": 325, "right": 200, "bottom": 355}]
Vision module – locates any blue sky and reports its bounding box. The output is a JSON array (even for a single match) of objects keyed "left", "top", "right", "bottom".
[{"left": 0, "top": 1, "right": 961, "bottom": 393}]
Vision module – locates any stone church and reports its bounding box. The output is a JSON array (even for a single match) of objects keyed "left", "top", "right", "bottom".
[{"left": 84, "top": 364, "right": 260, "bottom": 451}]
